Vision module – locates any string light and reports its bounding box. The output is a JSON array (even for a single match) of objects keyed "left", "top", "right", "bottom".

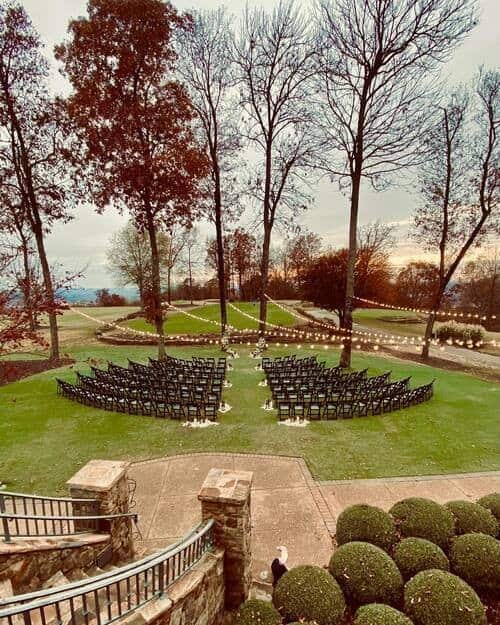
[{"left": 354, "top": 296, "right": 497, "bottom": 322}]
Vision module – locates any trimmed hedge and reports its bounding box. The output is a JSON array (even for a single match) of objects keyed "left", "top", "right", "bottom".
[
  {"left": 404, "top": 570, "right": 487, "bottom": 625},
  {"left": 445, "top": 500, "right": 498, "bottom": 537},
  {"left": 435, "top": 321, "right": 484, "bottom": 346},
  {"left": 335, "top": 504, "right": 398, "bottom": 552},
  {"left": 329, "top": 541, "right": 403, "bottom": 607},
  {"left": 354, "top": 604, "right": 414, "bottom": 625},
  {"left": 389, "top": 498, "right": 455, "bottom": 549},
  {"left": 449, "top": 533, "right": 500, "bottom": 593},
  {"left": 393, "top": 537, "right": 449, "bottom": 581},
  {"left": 273, "top": 565, "right": 346, "bottom": 625},
  {"left": 234, "top": 599, "right": 281, "bottom": 625},
  {"left": 477, "top": 492, "right": 500, "bottom": 524}
]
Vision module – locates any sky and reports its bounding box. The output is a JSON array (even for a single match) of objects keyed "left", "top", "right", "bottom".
[{"left": 20, "top": 0, "right": 500, "bottom": 287}]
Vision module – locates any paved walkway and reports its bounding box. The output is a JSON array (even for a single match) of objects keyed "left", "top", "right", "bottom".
[{"left": 129, "top": 453, "right": 500, "bottom": 581}]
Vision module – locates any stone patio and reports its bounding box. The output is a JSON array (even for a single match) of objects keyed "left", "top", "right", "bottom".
[{"left": 129, "top": 453, "right": 500, "bottom": 581}]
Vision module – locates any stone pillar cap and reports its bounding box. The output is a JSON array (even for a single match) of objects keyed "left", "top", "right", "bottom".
[
  {"left": 67, "top": 460, "right": 130, "bottom": 492},
  {"left": 198, "top": 468, "right": 253, "bottom": 504}
]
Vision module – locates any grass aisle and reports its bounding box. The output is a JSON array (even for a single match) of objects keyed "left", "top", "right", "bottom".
[{"left": 0, "top": 344, "right": 498, "bottom": 494}]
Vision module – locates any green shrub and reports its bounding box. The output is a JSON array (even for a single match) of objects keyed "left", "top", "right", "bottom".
[
  {"left": 393, "top": 537, "right": 449, "bottom": 581},
  {"left": 234, "top": 599, "right": 281, "bottom": 625},
  {"left": 435, "top": 321, "right": 484, "bottom": 347},
  {"left": 445, "top": 500, "right": 498, "bottom": 537},
  {"left": 329, "top": 541, "right": 403, "bottom": 607},
  {"left": 389, "top": 498, "right": 455, "bottom": 549},
  {"left": 477, "top": 492, "right": 500, "bottom": 524},
  {"left": 449, "top": 533, "right": 500, "bottom": 593},
  {"left": 335, "top": 504, "right": 398, "bottom": 552},
  {"left": 354, "top": 604, "right": 414, "bottom": 625},
  {"left": 404, "top": 570, "right": 487, "bottom": 625},
  {"left": 273, "top": 565, "right": 346, "bottom": 625}
]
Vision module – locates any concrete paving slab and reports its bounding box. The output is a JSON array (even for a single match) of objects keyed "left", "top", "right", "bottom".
[
  {"left": 252, "top": 487, "right": 326, "bottom": 532},
  {"left": 160, "top": 455, "right": 235, "bottom": 495},
  {"left": 232, "top": 455, "right": 306, "bottom": 490},
  {"left": 449, "top": 475, "right": 500, "bottom": 498},
  {"left": 148, "top": 495, "right": 200, "bottom": 539},
  {"left": 321, "top": 482, "right": 395, "bottom": 515},
  {"left": 384, "top": 479, "right": 469, "bottom": 504}
]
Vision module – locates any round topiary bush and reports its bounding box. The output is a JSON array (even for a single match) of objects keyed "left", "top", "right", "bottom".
[
  {"left": 234, "top": 599, "right": 281, "bottom": 625},
  {"left": 404, "top": 569, "right": 487, "bottom": 625},
  {"left": 449, "top": 533, "right": 500, "bottom": 593},
  {"left": 389, "top": 497, "right": 455, "bottom": 549},
  {"left": 445, "top": 500, "right": 498, "bottom": 537},
  {"left": 354, "top": 604, "right": 414, "bottom": 625},
  {"left": 273, "top": 565, "right": 346, "bottom": 625},
  {"left": 328, "top": 541, "right": 403, "bottom": 607},
  {"left": 393, "top": 537, "right": 450, "bottom": 581},
  {"left": 477, "top": 492, "right": 500, "bottom": 524},
  {"left": 335, "top": 504, "right": 398, "bottom": 552}
]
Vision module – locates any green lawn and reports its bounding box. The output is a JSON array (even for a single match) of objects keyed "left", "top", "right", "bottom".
[
  {"left": 353, "top": 308, "right": 426, "bottom": 338},
  {"left": 1, "top": 343, "right": 498, "bottom": 495},
  {"left": 124, "top": 302, "right": 298, "bottom": 335}
]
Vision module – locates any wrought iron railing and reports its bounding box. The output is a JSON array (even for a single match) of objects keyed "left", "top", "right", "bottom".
[
  {"left": 0, "top": 519, "right": 215, "bottom": 625},
  {"left": 0, "top": 491, "right": 137, "bottom": 542}
]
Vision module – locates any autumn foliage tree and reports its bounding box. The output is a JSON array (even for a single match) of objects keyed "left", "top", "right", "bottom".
[
  {"left": 0, "top": 3, "right": 75, "bottom": 360},
  {"left": 56, "top": 0, "right": 209, "bottom": 358},
  {"left": 300, "top": 246, "right": 392, "bottom": 326}
]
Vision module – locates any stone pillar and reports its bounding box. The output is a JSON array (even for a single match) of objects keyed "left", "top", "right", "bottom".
[
  {"left": 66, "top": 460, "right": 134, "bottom": 563},
  {"left": 198, "top": 468, "right": 253, "bottom": 610}
]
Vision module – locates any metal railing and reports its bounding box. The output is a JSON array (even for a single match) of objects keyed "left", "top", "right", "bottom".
[
  {"left": 0, "top": 491, "right": 137, "bottom": 543},
  {"left": 0, "top": 519, "right": 215, "bottom": 625}
]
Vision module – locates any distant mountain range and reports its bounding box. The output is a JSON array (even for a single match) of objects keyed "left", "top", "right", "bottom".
[{"left": 60, "top": 287, "right": 139, "bottom": 304}]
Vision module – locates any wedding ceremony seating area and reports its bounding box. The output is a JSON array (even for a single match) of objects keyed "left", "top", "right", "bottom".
[
  {"left": 262, "top": 355, "right": 434, "bottom": 420},
  {"left": 57, "top": 355, "right": 227, "bottom": 421}
]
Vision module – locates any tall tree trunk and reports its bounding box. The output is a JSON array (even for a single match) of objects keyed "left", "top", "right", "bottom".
[
  {"left": 19, "top": 231, "right": 35, "bottom": 331},
  {"left": 213, "top": 166, "right": 228, "bottom": 334},
  {"left": 167, "top": 269, "right": 172, "bottom": 305},
  {"left": 340, "top": 171, "right": 361, "bottom": 368},
  {"left": 259, "top": 224, "right": 272, "bottom": 336},
  {"left": 146, "top": 210, "right": 166, "bottom": 360},
  {"left": 188, "top": 247, "right": 193, "bottom": 305},
  {"left": 31, "top": 215, "right": 59, "bottom": 360}
]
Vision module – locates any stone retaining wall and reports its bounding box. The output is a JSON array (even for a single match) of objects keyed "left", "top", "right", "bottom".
[
  {"left": 0, "top": 534, "right": 110, "bottom": 593},
  {"left": 127, "top": 549, "right": 225, "bottom": 625}
]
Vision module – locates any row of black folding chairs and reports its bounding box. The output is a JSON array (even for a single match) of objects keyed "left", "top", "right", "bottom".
[
  {"left": 262, "top": 355, "right": 322, "bottom": 373},
  {"left": 87, "top": 368, "right": 224, "bottom": 395},
  {"left": 270, "top": 374, "right": 405, "bottom": 404},
  {"left": 268, "top": 368, "right": 370, "bottom": 392},
  {"left": 57, "top": 379, "right": 219, "bottom": 420},
  {"left": 76, "top": 373, "right": 222, "bottom": 405},
  {"left": 90, "top": 367, "right": 224, "bottom": 395},
  {"left": 276, "top": 381, "right": 434, "bottom": 420},
  {"left": 149, "top": 355, "right": 226, "bottom": 375},
  {"left": 273, "top": 378, "right": 409, "bottom": 410}
]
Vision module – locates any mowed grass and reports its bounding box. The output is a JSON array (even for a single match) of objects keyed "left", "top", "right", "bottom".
[
  {"left": 1, "top": 343, "right": 498, "bottom": 495},
  {"left": 353, "top": 308, "right": 426, "bottom": 338},
  {"left": 124, "top": 302, "right": 298, "bottom": 334}
]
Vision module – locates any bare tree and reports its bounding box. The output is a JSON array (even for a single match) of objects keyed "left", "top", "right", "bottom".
[
  {"left": 414, "top": 69, "right": 499, "bottom": 358},
  {"left": 232, "top": 0, "right": 318, "bottom": 334},
  {"left": 164, "top": 225, "right": 190, "bottom": 305},
  {"left": 180, "top": 227, "right": 203, "bottom": 305},
  {"left": 315, "top": 0, "right": 478, "bottom": 366},
  {"left": 457, "top": 248, "right": 499, "bottom": 326},
  {"left": 178, "top": 8, "right": 241, "bottom": 333},
  {"left": 106, "top": 222, "right": 153, "bottom": 308}
]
